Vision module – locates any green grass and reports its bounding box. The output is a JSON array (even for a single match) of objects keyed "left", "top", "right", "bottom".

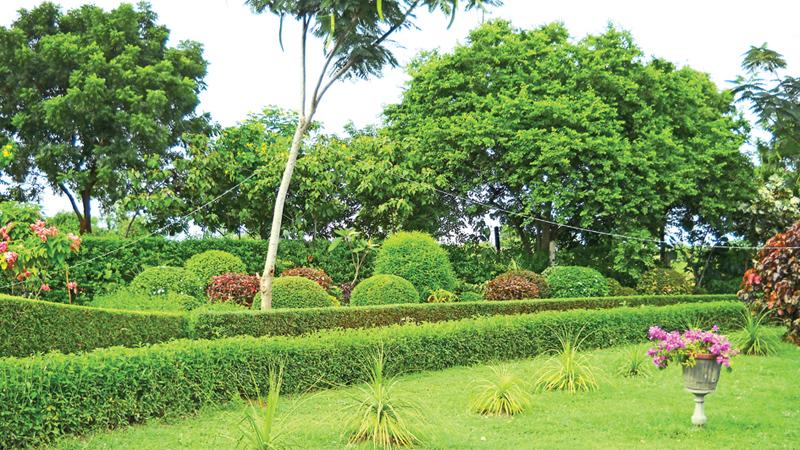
[{"left": 54, "top": 328, "right": 800, "bottom": 449}]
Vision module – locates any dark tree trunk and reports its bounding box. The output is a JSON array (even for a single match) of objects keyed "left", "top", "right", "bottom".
[
  {"left": 659, "top": 224, "right": 669, "bottom": 267},
  {"left": 80, "top": 191, "right": 92, "bottom": 234},
  {"left": 509, "top": 218, "right": 533, "bottom": 255}
]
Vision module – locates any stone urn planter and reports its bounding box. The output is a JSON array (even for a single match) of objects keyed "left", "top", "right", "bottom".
[{"left": 682, "top": 354, "right": 722, "bottom": 426}]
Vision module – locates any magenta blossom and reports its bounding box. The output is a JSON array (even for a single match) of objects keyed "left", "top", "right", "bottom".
[{"left": 647, "top": 325, "right": 737, "bottom": 369}]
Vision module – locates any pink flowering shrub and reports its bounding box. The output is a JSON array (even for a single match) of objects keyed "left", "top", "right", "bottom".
[
  {"left": 207, "top": 272, "right": 260, "bottom": 307},
  {"left": 647, "top": 325, "right": 737, "bottom": 369}
]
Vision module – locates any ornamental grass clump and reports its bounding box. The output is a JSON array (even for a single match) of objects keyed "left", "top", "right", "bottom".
[
  {"left": 471, "top": 366, "right": 531, "bottom": 416},
  {"left": 238, "top": 365, "right": 285, "bottom": 450},
  {"left": 535, "top": 328, "right": 598, "bottom": 393},
  {"left": 646, "top": 325, "right": 737, "bottom": 369},
  {"left": 616, "top": 346, "right": 651, "bottom": 378},
  {"left": 736, "top": 310, "right": 776, "bottom": 356}
]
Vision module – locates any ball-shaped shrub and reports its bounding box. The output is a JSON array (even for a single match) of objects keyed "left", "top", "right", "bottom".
[
  {"left": 208, "top": 272, "right": 261, "bottom": 307},
  {"left": 543, "top": 266, "right": 609, "bottom": 298},
  {"left": 130, "top": 266, "right": 205, "bottom": 299},
  {"left": 636, "top": 268, "right": 692, "bottom": 295},
  {"left": 373, "top": 231, "right": 456, "bottom": 300},
  {"left": 484, "top": 270, "right": 548, "bottom": 301},
  {"left": 185, "top": 250, "right": 246, "bottom": 285},
  {"left": 280, "top": 267, "right": 333, "bottom": 291},
  {"left": 271, "top": 276, "right": 336, "bottom": 309},
  {"left": 350, "top": 274, "right": 420, "bottom": 306}
]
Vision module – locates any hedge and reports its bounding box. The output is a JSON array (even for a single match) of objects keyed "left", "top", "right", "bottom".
[
  {"left": 0, "top": 301, "right": 745, "bottom": 448},
  {"left": 194, "top": 294, "right": 736, "bottom": 339},
  {"left": 0, "top": 295, "right": 189, "bottom": 358}
]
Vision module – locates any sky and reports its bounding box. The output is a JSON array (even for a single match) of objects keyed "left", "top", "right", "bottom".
[{"left": 1, "top": 0, "right": 799, "bottom": 217}]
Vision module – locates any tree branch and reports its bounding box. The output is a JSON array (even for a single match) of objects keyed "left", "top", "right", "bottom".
[
  {"left": 58, "top": 183, "right": 84, "bottom": 222},
  {"left": 300, "top": 16, "right": 309, "bottom": 116}
]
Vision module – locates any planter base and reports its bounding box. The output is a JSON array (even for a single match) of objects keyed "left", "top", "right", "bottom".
[{"left": 691, "top": 393, "right": 707, "bottom": 426}]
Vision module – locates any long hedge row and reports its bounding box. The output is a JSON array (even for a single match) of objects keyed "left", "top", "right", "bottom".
[
  {"left": 0, "top": 301, "right": 745, "bottom": 448},
  {"left": 0, "top": 294, "right": 736, "bottom": 357}
]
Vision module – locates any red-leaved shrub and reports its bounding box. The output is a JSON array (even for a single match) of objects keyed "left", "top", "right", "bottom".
[
  {"left": 484, "top": 270, "right": 547, "bottom": 301},
  {"left": 207, "top": 272, "right": 260, "bottom": 307},
  {"left": 280, "top": 267, "right": 333, "bottom": 290}
]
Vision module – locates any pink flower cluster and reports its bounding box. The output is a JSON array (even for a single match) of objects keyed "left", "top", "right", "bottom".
[
  {"left": 67, "top": 233, "right": 81, "bottom": 252},
  {"left": 647, "top": 325, "right": 736, "bottom": 369},
  {"left": 0, "top": 223, "right": 11, "bottom": 242},
  {"left": 30, "top": 220, "right": 58, "bottom": 242},
  {"left": 4, "top": 251, "right": 18, "bottom": 270}
]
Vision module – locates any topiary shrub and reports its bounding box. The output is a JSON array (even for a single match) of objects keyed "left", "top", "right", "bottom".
[
  {"left": 636, "top": 268, "right": 692, "bottom": 295},
  {"left": 606, "top": 277, "right": 628, "bottom": 296},
  {"left": 130, "top": 266, "right": 205, "bottom": 299},
  {"left": 543, "top": 266, "right": 609, "bottom": 298},
  {"left": 280, "top": 267, "right": 333, "bottom": 291},
  {"left": 208, "top": 273, "right": 261, "bottom": 308},
  {"left": 271, "top": 276, "right": 336, "bottom": 309},
  {"left": 426, "top": 289, "right": 458, "bottom": 303},
  {"left": 373, "top": 231, "right": 456, "bottom": 300},
  {"left": 350, "top": 274, "right": 420, "bottom": 306},
  {"left": 484, "top": 270, "right": 549, "bottom": 301},
  {"left": 184, "top": 250, "right": 247, "bottom": 285}
]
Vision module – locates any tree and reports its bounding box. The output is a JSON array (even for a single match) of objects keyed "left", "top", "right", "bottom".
[
  {"left": 246, "top": 0, "right": 500, "bottom": 309},
  {"left": 0, "top": 2, "right": 208, "bottom": 233}
]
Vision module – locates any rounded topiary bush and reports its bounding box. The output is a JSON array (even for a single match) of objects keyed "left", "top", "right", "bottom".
[
  {"left": 543, "top": 266, "right": 609, "bottom": 298},
  {"left": 271, "top": 276, "right": 336, "bottom": 309},
  {"left": 373, "top": 231, "right": 456, "bottom": 300},
  {"left": 280, "top": 267, "right": 333, "bottom": 291},
  {"left": 208, "top": 272, "right": 261, "bottom": 308},
  {"left": 637, "top": 268, "right": 692, "bottom": 295},
  {"left": 130, "top": 266, "right": 205, "bottom": 299},
  {"left": 185, "top": 250, "right": 247, "bottom": 285},
  {"left": 350, "top": 274, "right": 420, "bottom": 306},
  {"left": 484, "top": 270, "right": 549, "bottom": 301}
]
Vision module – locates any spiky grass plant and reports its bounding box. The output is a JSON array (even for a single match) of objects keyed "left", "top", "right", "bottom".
[
  {"left": 536, "top": 327, "right": 599, "bottom": 393},
  {"left": 737, "top": 309, "right": 776, "bottom": 356},
  {"left": 616, "top": 346, "right": 651, "bottom": 378},
  {"left": 471, "top": 366, "right": 531, "bottom": 416},
  {"left": 238, "top": 365, "right": 284, "bottom": 450},
  {"left": 345, "top": 347, "right": 420, "bottom": 449}
]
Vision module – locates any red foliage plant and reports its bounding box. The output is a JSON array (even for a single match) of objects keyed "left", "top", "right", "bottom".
[
  {"left": 207, "top": 272, "right": 260, "bottom": 307},
  {"left": 484, "top": 270, "right": 545, "bottom": 301},
  {"left": 280, "top": 267, "right": 333, "bottom": 291},
  {"left": 738, "top": 221, "right": 800, "bottom": 344}
]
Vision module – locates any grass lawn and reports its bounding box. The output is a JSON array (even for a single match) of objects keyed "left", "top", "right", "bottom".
[{"left": 54, "top": 328, "right": 799, "bottom": 449}]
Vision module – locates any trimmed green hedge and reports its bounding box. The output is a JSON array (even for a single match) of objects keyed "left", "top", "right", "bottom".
[
  {"left": 194, "top": 294, "right": 736, "bottom": 339},
  {"left": 0, "top": 301, "right": 744, "bottom": 448},
  {"left": 0, "top": 295, "right": 189, "bottom": 358}
]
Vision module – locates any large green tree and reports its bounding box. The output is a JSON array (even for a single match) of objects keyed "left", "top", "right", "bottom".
[{"left": 0, "top": 2, "right": 208, "bottom": 233}]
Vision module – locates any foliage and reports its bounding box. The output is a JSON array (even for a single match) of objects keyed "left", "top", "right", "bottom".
[
  {"left": 426, "top": 289, "right": 457, "bottom": 303},
  {"left": 535, "top": 328, "right": 599, "bottom": 393},
  {"left": 735, "top": 310, "right": 777, "bottom": 356},
  {"left": 374, "top": 231, "right": 456, "bottom": 300},
  {"left": 606, "top": 278, "right": 627, "bottom": 297},
  {"left": 444, "top": 243, "right": 514, "bottom": 284},
  {"left": 328, "top": 228, "right": 379, "bottom": 284},
  {"left": 238, "top": 365, "right": 284, "bottom": 450},
  {"left": 280, "top": 267, "right": 333, "bottom": 291},
  {"left": 646, "top": 325, "right": 737, "bottom": 369},
  {"left": 184, "top": 250, "right": 247, "bottom": 285},
  {"left": 130, "top": 266, "right": 205, "bottom": 299},
  {"left": 544, "top": 266, "right": 609, "bottom": 298},
  {"left": 637, "top": 268, "right": 692, "bottom": 295},
  {"left": 207, "top": 273, "right": 261, "bottom": 308},
  {"left": 350, "top": 274, "right": 419, "bottom": 307},
  {"left": 0, "top": 2, "right": 208, "bottom": 233},
  {"left": 90, "top": 289, "right": 202, "bottom": 312},
  {"left": 0, "top": 201, "right": 41, "bottom": 225},
  {"left": 616, "top": 346, "right": 652, "bottom": 378},
  {"left": 459, "top": 291, "right": 483, "bottom": 302},
  {"left": 271, "top": 276, "right": 335, "bottom": 309},
  {"left": 470, "top": 366, "right": 530, "bottom": 416},
  {"left": 737, "top": 174, "right": 800, "bottom": 243},
  {"left": 484, "top": 270, "right": 549, "bottom": 301},
  {"left": 0, "top": 294, "right": 188, "bottom": 358}
]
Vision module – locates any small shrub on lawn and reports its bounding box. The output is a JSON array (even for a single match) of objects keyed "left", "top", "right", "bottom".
[
  {"left": 130, "top": 266, "right": 205, "bottom": 299},
  {"left": 239, "top": 365, "right": 284, "bottom": 450},
  {"left": 350, "top": 274, "right": 420, "bottom": 306},
  {"left": 616, "top": 346, "right": 651, "bottom": 378},
  {"left": 427, "top": 289, "right": 458, "bottom": 303},
  {"left": 374, "top": 231, "right": 456, "bottom": 300},
  {"left": 185, "top": 250, "right": 247, "bottom": 285},
  {"left": 272, "top": 276, "right": 336, "bottom": 309},
  {"left": 208, "top": 273, "right": 260, "bottom": 307},
  {"left": 485, "top": 270, "right": 549, "bottom": 300},
  {"left": 637, "top": 268, "right": 692, "bottom": 295},
  {"left": 280, "top": 267, "right": 333, "bottom": 291},
  {"left": 471, "top": 366, "right": 530, "bottom": 416},
  {"left": 736, "top": 310, "right": 776, "bottom": 356},
  {"left": 536, "top": 327, "right": 599, "bottom": 393},
  {"left": 544, "top": 266, "right": 609, "bottom": 298}
]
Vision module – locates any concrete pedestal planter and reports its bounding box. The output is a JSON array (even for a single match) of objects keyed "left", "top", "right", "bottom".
[{"left": 682, "top": 354, "right": 722, "bottom": 426}]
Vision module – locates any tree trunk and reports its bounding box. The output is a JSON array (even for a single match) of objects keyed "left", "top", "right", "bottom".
[
  {"left": 509, "top": 218, "right": 532, "bottom": 255},
  {"left": 659, "top": 224, "right": 669, "bottom": 267},
  {"left": 80, "top": 191, "right": 93, "bottom": 234},
  {"left": 260, "top": 117, "right": 309, "bottom": 309}
]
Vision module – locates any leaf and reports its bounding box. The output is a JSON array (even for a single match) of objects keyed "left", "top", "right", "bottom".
[
  {"left": 328, "top": 237, "right": 342, "bottom": 252},
  {"left": 325, "top": 13, "right": 335, "bottom": 49},
  {"left": 447, "top": 0, "right": 458, "bottom": 29},
  {"left": 377, "top": 0, "right": 384, "bottom": 20}
]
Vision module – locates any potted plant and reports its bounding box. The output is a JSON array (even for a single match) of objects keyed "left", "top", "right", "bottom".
[{"left": 646, "top": 325, "right": 737, "bottom": 426}]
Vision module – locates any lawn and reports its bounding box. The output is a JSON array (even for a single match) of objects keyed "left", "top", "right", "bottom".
[{"left": 54, "top": 328, "right": 799, "bottom": 450}]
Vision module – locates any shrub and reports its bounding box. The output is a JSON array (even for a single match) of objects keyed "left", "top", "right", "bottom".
[
  {"left": 485, "top": 270, "right": 549, "bottom": 301},
  {"left": 185, "top": 250, "right": 246, "bottom": 285},
  {"left": 0, "top": 301, "right": 744, "bottom": 448},
  {"left": 130, "top": 266, "right": 205, "bottom": 299},
  {"left": 374, "top": 231, "right": 455, "bottom": 300},
  {"left": 470, "top": 366, "right": 530, "bottom": 416},
  {"left": 90, "top": 289, "right": 202, "bottom": 312},
  {"left": 459, "top": 291, "right": 483, "bottom": 302},
  {"left": 637, "top": 268, "right": 692, "bottom": 295},
  {"left": 280, "top": 267, "right": 333, "bottom": 291},
  {"left": 735, "top": 310, "right": 776, "bottom": 356},
  {"left": 272, "top": 276, "right": 336, "bottom": 309},
  {"left": 427, "top": 289, "right": 458, "bottom": 303},
  {"left": 606, "top": 277, "right": 627, "bottom": 296},
  {"left": 208, "top": 272, "right": 261, "bottom": 307},
  {"left": 544, "top": 266, "right": 609, "bottom": 298},
  {"left": 619, "top": 287, "right": 637, "bottom": 296},
  {"left": 535, "top": 328, "right": 598, "bottom": 393},
  {"left": 350, "top": 274, "right": 420, "bottom": 307}
]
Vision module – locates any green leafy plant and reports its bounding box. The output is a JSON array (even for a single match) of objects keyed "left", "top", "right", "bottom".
[
  {"left": 616, "top": 346, "right": 651, "bottom": 378},
  {"left": 426, "top": 289, "right": 457, "bottom": 303},
  {"left": 90, "top": 289, "right": 202, "bottom": 312},
  {"left": 185, "top": 250, "right": 247, "bottom": 285},
  {"left": 636, "top": 268, "right": 692, "bottom": 295},
  {"left": 350, "top": 274, "right": 419, "bottom": 307},
  {"left": 543, "top": 266, "right": 609, "bottom": 298},
  {"left": 536, "top": 327, "right": 599, "bottom": 393},
  {"left": 736, "top": 310, "right": 776, "bottom": 356},
  {"left": 130, "top": 266, "right": 205, "bottom": 299},
  {"left": 238, "top": 365, "right": 284, "bottom": 450},
  {"left": 328, "top": 228, "right": 379, "bottom": 284},
  {"left": 470, "top": 366, "right": 530, "bottom": 416},
  {"left": 374, "top": 231, "right": 456, "bottom": 300},
  {"left": 270, "top": 276, "right": 336, "bottom": 309}
]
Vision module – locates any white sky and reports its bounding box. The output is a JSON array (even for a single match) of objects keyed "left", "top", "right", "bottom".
[{"left": 1, "top": 0, "right": 799, "bottom": 217}]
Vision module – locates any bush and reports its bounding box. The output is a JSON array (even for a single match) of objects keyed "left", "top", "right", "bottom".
[
  {"left": 90, "top": 289, "right": 203, "bottom": 312},
  {"left": 606, "top": 277, "right": 627, "bottom": 296},
  {"left": 459, "top": 291, "right": 483, "bottom": 302},
  {"left": 637, "top": 268, "right": 692, "bottom": 295},
  {"left": 374, "top": 231, "right": 456, "bottom": 300},
  {"left": 280, "top": 267, "right": 333, "bottom": 291},
  {"left": 0, "top": 294, "right": 188, "bottom": 358},
  {"left": 427, "top": 289, "right": 458, "bottom": 303},
  {"left": 0, "top": 301, "right": 745, "bottom": 448},
  {"left": 184, "top": 250, "right": 246, "bottom": 285},
  {"left": 130, "top": 266, "right": 205, "bottom": 299},
  {"left": 208, "top": 273, "right": 261, "bottom": 307},
  {"left": 350, "top": 274, "right": 420, "bottom": 307},
  {"left": 485, "top": 270, "right": 549, "bottom": 301},
  {"left": 544, "top": 266, "right": 609, "bottom": 298},
  {"left": 272, "top": 276, "right": 336, "bottom": 309}
]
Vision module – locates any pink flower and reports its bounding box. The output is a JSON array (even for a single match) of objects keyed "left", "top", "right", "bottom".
[
  {"left": 30, "top": 220, "right": 58, "bottom": 242},
  {"left": 4, "top": 251, "right": 17, "bottom": 269},
  {"left": 0, "top": 223, "right": 11, "bottom": 241},
  {"left": 0, "top": 241, "right": 7, "bottom": 252},
  {"left": 66, "top": 281, "right": 78, "bottom": 293},
  {"left": 40, "top": 284, "right": 51, "bottom": 292},
  {"left": 68, "top": 233, "right": 81, "bottom": 252}
]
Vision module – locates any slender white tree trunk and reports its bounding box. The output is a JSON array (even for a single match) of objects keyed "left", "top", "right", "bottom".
[{"left": 260, "top": 117, "right": 308, "bottom": 309}]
